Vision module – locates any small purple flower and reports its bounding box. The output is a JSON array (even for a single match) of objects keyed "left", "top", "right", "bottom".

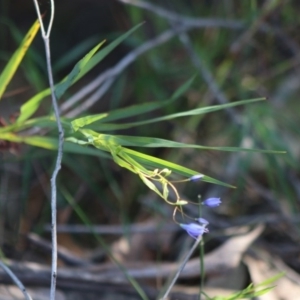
[
  {"left": 189, "top": 174, "right": 204, "bottom": 182},
  {"left": 196, "top": 217, "right": 209, "bottom": 225},
  {"left": 202, "top": 197, "right": 221, "bottom": 207},
  {"left": 180, "top": 223, "right": 208, "bottom": 239}
]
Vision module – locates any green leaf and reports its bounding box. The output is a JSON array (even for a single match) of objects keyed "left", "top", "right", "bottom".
[
  {"left": 256, "top": 272, "right": 284, "bottom": 287},
  {"left": 53, "top": 36, "right": 100, "bottom": 72},
  {"left": 139, "top": 174, "right": 164, "bottom": 198},
  {"left": 111, "top": 151, "right": 138, "bottom": 174},
  {"left": 250, "top": 287, "right": 274, "bottom": 297},
  {"left": 71, "top": 128, "right": 233, "bottom": 187},
  {"left": 0, "top": 116, "right": 72, "bottom": 134},
  {"left": 55, "top": 41, "right": 105, "bottom": 100},
  {"left": 0, "top": 132, "right": 109, "bottom": 157},
  {"left": 123, "top": 148, "right": 235, "bottom": 188},
  {"left": 17, "top": 88, "right": 52, "bottom": 123},
  {"left": 88, "top": 97, "right": 267, "bottom": 131},
  {"left": 71, "top": 113, "right": 108, "bottom": 131},
  {"left": 17, "top": 23, "right": 144, "bottom": 123},
  {"left": 0, "top": 132, "right": 58, "bottom": 149},
  {"left": 85, "top": 75, "right": 196, "bottom": 124},
  {"left": 120, "top": 150, "right": 149, "bottom": 173},
  {"left": 162, "top": 182, "right": 169, "bottom": 200},
  {"left": 17, "top": 41, "right": 104, "bottom": 123},
  {"left": 95, "top": 134, "right": 285, "bottom": 154},
  {"left": 0, "top": 19, "right": 40, "bottom": 100},
  {"left": 63, "top": 143, "right": 110, "bottom": 157},
  {"left": 77, "top": 23, "right": 144, "bottom": 80}
]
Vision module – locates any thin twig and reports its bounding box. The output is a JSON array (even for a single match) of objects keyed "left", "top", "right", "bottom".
[
  {"left": 32, "top": 1, "right": 64, "bottom": 299},
  {"left": 118, "top": 0, "right": 244, "bottom": 30},
  {"left": 177, "top": 31, "right": 240, "bottom": 123},
  {"left": 118, "top": 0, "right": 297, "bottom": 56},
  {"left": 230, "top": 0, "right": 283, "bottom": 54},
  {"left": 27, "top": 233, "right": 88, "bottom": 266},
  {"left": 0, "top": 260, "right": 33, "bottom": 300},
  {"left": 160, "top": 236, "right": 202, "bottom": 299}
]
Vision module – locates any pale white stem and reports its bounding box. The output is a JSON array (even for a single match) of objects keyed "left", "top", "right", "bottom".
[
  {"left": 0, "top": 261, "right": 33, "bottom": 300},
  {"left": 32, "top": 1, "right": 64, "bottom": 300},
  {"left": 160, "top": 236, "right": 202, "bottom": 299},
  {"left": 118, "top": 0, "right": 243, "bottom": 30}
]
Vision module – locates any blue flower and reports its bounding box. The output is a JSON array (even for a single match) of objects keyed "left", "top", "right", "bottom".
[
  {"left": 180, "top": 223, "right": 208, "bottom": 239},
  {"left": 189, "top": 174, "right": 204, "bottom": 182},
  {"left": 202, "top": 197, "right": 221, "bottom": 207},
  {"left": 196, "top": 217, "right": 209, "bottom": 225}
]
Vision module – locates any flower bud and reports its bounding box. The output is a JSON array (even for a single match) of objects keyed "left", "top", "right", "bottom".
[{"left": 189, "top": 174, "right": 204, "bottom": 182}]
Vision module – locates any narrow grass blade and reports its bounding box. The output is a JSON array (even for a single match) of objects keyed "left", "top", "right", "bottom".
[
  {"left": 0, "top": 132, "right": 109, "bottom": 157},
  {"left": 0, "top": 116, "right": 72, "bottom": 134},
  {"left": 96, "top": 134, "right": 285, "bottom": 154},
  {"left": 0, "top": 19, "right": 40, "bottom": 100},
  {"left": 55, "top": 41, "right": 105, "bottom": 100},
  {"left": 17, "top": 23, "right": 144, "bottom": 123},
  {"left": 77, "top": 23, "right": 144, "bottom": 80},
  {"left": 89, "top": 97, "right": 267, "bottom": 131},
  {"left": 81, "top": 75, "right": 196, "bottom": 124},
  {"left": 17, "top": 41, "right": 104, "bottom": 123},
  {"left": 71, "top": 113, "right": 108, "bottom": 131}
]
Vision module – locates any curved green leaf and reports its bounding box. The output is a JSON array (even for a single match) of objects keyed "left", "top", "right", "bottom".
[
  {"left": 139, "top": 174, "right": 164, "bottom": 198},
  {"left": 123, "top": 147, "right": 235, "bottom": 188}
]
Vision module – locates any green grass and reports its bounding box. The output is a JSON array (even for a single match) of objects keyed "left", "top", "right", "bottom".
[{"left": 0, "top": 1, "right": 298, "bottom": 299}]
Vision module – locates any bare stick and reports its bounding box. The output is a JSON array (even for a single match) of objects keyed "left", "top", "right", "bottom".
[
  {"left": 118, "top": 0, "right": 243, "bottom": 30},
  {"left": 0, "top": 260, "right": 32, "bottom": 300},
  {"left": 160, "top": 236, "right": 202, "bottom": 299},
  {"left": 176, "top": 31, "right": 239, "bottom": 123},
  {"left": 32, "top": 1, "right": 64, "bottom": 299}
]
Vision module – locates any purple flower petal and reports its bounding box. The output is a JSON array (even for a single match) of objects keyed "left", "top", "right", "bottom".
[
  {"left": 180, "top": 223, "right": 208, "bottom": 239},
  {"left": 202, "top": 197, "right": 221, "bottom": 207},
  {"left": 189, "top": 174, "right": 204, "bottom": 182}
]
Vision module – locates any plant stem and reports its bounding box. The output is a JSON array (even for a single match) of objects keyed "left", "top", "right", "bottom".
[
  {"left": 0, "top": 261, "right": 33, "bottom": 300},
  {"left": 161, "top": 235, "right": 202, "bottom": 299},
  {"left": 32, "top": 1, "right": 64, "bottom": 299},
  {"left": 199, "top": 239, "right": 205, "bottom": 300}
]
